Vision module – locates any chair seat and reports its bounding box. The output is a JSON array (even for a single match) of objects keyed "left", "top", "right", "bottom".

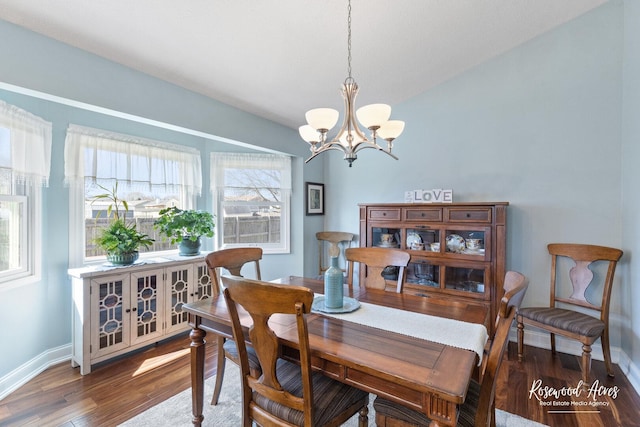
[
  {"left": 223, "top": 339, "right": 261, "bottom": 374},
  {"left": 518, "top": 307, "right": 605, "bottom": 338},
  {"left": 255, "top": 359, "right": 369, "bottom": 426},
  {"left": 374, "top": 379, "right": 481, "bottom": 427}
]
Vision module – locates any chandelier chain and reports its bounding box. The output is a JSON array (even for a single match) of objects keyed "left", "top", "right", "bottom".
[{"left": 347, "top": 0, "right": 352, "bottom": 80}]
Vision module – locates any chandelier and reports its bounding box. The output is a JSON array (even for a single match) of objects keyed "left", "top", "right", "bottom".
[{"left": 298, "top": 0, "right": 405, "bottom": 167}]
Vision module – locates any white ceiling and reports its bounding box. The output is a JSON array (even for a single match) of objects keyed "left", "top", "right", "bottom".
[{"left": 0, "top": 0, "right": 607, "bottom": 129}]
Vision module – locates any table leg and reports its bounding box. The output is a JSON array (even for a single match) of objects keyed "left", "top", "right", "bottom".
[{"left": 190, "top": 327, "right": 206, "bottom": 426}]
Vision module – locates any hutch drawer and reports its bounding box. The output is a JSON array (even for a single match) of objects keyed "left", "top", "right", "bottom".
[
  {"left": 403, "top": 207, "right": 443, "bottom": 222},
  {"left": 368, "top": 207, "right": 401, "bottom": 221},
  {"left": 445, "top": 207, "right": 492, "bottom": 223}
]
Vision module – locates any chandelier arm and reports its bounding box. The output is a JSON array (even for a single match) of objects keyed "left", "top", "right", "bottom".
[
  {"left": 349, "top": 141, "right": 398, "bottom": 159},
  {"left": 305, "top": 144, "right": 349, "bottom": 163}
]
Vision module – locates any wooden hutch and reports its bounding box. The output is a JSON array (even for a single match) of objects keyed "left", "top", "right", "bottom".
[{"left": 358, "top": 202, "right": 508, "bottom": 334}]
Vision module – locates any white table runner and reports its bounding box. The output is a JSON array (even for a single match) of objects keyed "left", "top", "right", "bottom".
[{"left": 318, "top": 301, "right": 488, "bottom": 365}]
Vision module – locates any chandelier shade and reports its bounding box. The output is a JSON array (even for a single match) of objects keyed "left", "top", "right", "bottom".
[
  {"left": 299, "top": 0, "right": 405, "bottom": 167},
  {"left": 377, "top": 120, "right": 406, "bottom": 141},
  {"left": 356, "top": 104, "right": 391, "bottom": 130},
  {"left": 305, "top": 108, "right": 339, "bottom": 132}
]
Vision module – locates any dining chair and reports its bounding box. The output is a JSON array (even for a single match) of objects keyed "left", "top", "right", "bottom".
[
  {"left": 316, "top": 231, "right": 354, "bottom": 277},
  {"left": 374, "top": 270, "right": 528, "bottom": 427},
  {"left": 345, "top": 247, "right": 411, "bottom": 292},
  {"left": 517, "top": 243, "right": 623, "bottom": 385},
  {"left": 222, "top": 275, "right": 370, "bottom": 427},
  {"left": 204, "top": 247, "right": 263, "bottom": 406}
]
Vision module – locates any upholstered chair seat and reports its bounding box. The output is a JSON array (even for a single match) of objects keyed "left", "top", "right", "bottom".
[
  {"left": 222, "top": 340, "right": 261, "bottom": 374},
  {"left": 254, "top": 359, "right": 369, "bottom": 426},
  {"left": 517, "top": 307, "right": 605, "bottom": 338}
]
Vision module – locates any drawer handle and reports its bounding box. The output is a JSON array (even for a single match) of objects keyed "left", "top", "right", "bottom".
[
  {"left": 466, "top": 213, "right": 471, "bottom": 218},
  {"left": 383, "top": 212, "right": 387, "bottom": 216}
]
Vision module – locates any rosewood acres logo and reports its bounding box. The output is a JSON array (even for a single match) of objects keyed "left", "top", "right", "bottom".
[{"left": 528, "top": 379, "right": 620, "bottom": 412}]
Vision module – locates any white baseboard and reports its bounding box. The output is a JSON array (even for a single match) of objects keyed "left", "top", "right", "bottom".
[
  {"left": 512, "top": 327, "right": 640, "bottom": 396},
  {"left": 0, "top": 344, "right": 71, "bottom": 401}
]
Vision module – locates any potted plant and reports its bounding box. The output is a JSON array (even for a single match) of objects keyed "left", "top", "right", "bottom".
[
  {"left": 92, "top": 183, "right": 154, "bottom": 265},
  {"left": 153, "top": 207, "right": 215, "bottom": 256}
]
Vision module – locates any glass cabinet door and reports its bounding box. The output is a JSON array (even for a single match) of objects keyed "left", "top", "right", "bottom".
[
  {"left": 443, "top": 265, "right": 488, "bottom": 295},
  {"left": 444, "top": 227, "right": 490, "bottom": 258},
  {"left": 131, "top": 269, "right": 164, "bottom": 345},
  {"left": 407, "top": 261, "right": 440, "bottom": 288},
  {"left": 371, "top": 227, "right": 401, "bottom": 248},
  {"left": 405, "top": 227, "right": 440, "bottom": 252},
  {"left": 91, "top": 274, "right": 130, "bottom": 358}
]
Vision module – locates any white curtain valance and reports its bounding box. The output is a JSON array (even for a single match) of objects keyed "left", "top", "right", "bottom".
[
  {"left": 210, "top": 152, "right": 292, "bottom": 192},
  {"left": 0, "top": 100, "right": 53, "bottom": 187},
  {"left": 64, "top": 124, "right": 202, "bottom": 196}
]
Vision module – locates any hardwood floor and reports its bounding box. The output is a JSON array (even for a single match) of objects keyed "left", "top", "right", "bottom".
[{"left": 1, "top": 335, "right": 639, "bottom": 426}]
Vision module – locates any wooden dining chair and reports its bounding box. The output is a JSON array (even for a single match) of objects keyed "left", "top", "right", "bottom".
[
  {"left": 517, "top": 243, "right": 623, "bottom": 385},
  {"left": 316, "top": 231, "right": 354, "bottom": 277},
  {"left": 345, "top": 247, "right": 410, "bottom": 293},
  {"left": 204, "top": 247, "right": 263, "bottom": 405},
  {"left": 222, "top": 275, "right": 370, "bottom": 427},
  {"left": 374, "top": 271, "right": 528, "bottom": 427}
]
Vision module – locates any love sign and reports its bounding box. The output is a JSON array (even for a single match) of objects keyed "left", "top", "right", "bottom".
[{"left": 404, "top": 189, "right": 453, "bottom": 203}]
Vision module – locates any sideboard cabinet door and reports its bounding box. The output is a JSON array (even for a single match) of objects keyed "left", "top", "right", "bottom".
[{"left": 90, "top": 273, "right": 131, "bottom": 359}]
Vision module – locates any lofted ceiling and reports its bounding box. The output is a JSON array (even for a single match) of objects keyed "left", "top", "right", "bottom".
[{"left": 0, "top": 0, "right": 607, "bottom": 129}]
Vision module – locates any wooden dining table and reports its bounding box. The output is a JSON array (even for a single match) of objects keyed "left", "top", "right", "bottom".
[{"left": 183, "top": 276, "right": 489, "bottom": 427}]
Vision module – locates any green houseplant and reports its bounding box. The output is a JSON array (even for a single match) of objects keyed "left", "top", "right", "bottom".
[
  {"left": 153, "top": 207, "right": 215, "bottom": 256},
  {"left": 92, "top": 184, "right": 154, "bottom": 265}
]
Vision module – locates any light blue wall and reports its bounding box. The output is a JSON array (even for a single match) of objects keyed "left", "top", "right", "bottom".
[
  {"left": 621, "top": 0, "right": 640, "bottom": 372},
  {"left": 323, "top": 1, "right": 631, "bottom": 358},
  {"left": 0, "top": 19, "right": 324, "bottom": 379}
]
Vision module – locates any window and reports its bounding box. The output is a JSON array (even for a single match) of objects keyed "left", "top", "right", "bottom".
[
  {"left": 0, "top": 101, "right": 51, "bottom": 287},
  {"left": 211, "top": 152, "right": 291, "bottom": 254},
  {"left": 64, "top": 125, "right": 202, "bottom": 265}
]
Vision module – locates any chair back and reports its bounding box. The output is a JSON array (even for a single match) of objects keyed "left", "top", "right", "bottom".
[
  {"left": 316, "top": 231, "right": 354, "bottom": 276},
  {"left": 345, "top": 247, "right": 411, "bottom": 292},
  {"left": 475, "top": 271, "right": 528, "bottom": 427},
  {"left": 547, "top": 243, "right": 622, "bottom": 321},
  {"left": 205, "top": 248, "right": 262, "bottom": 296},
  {"left": 222, "top": 276, "right": 316, "bottom": 426}
]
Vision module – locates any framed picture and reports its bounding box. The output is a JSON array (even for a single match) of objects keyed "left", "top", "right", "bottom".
[{"left": 305, "top": 182, "right": 325, "bottom": 215}]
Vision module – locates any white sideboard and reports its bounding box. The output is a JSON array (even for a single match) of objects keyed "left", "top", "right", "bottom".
[{"left": 68, "top": 253, "right": 213, "bottom": 374}]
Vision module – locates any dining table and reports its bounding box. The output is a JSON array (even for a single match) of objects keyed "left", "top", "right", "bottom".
[{"left": 183, "top": 276, "right": 490, "bottom": 427}]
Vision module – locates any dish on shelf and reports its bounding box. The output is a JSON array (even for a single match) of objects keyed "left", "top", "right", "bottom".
[
  {"left": 406, "top": 232, "right": 422, "bottom": 249},
  {"left": 462, "top": 248, "right": 485, "bottom": 255},
  {"left": 377, "top": 243, "right": 398, "bottom": 248},
  {"left": 312, "top": 296, "right": 361, "bottom": 313},
  {"left": 445, "top": 234, "right": 466, "bottom": 253}
]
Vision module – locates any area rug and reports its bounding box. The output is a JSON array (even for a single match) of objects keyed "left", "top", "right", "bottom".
[{"left": 119, "top": 364, "right": 547, "bottom": 426}]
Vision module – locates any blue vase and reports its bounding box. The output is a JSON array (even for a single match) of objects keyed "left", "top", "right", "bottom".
[{"left": 324, "top": 256, "right": 344, "bottom": 308}]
